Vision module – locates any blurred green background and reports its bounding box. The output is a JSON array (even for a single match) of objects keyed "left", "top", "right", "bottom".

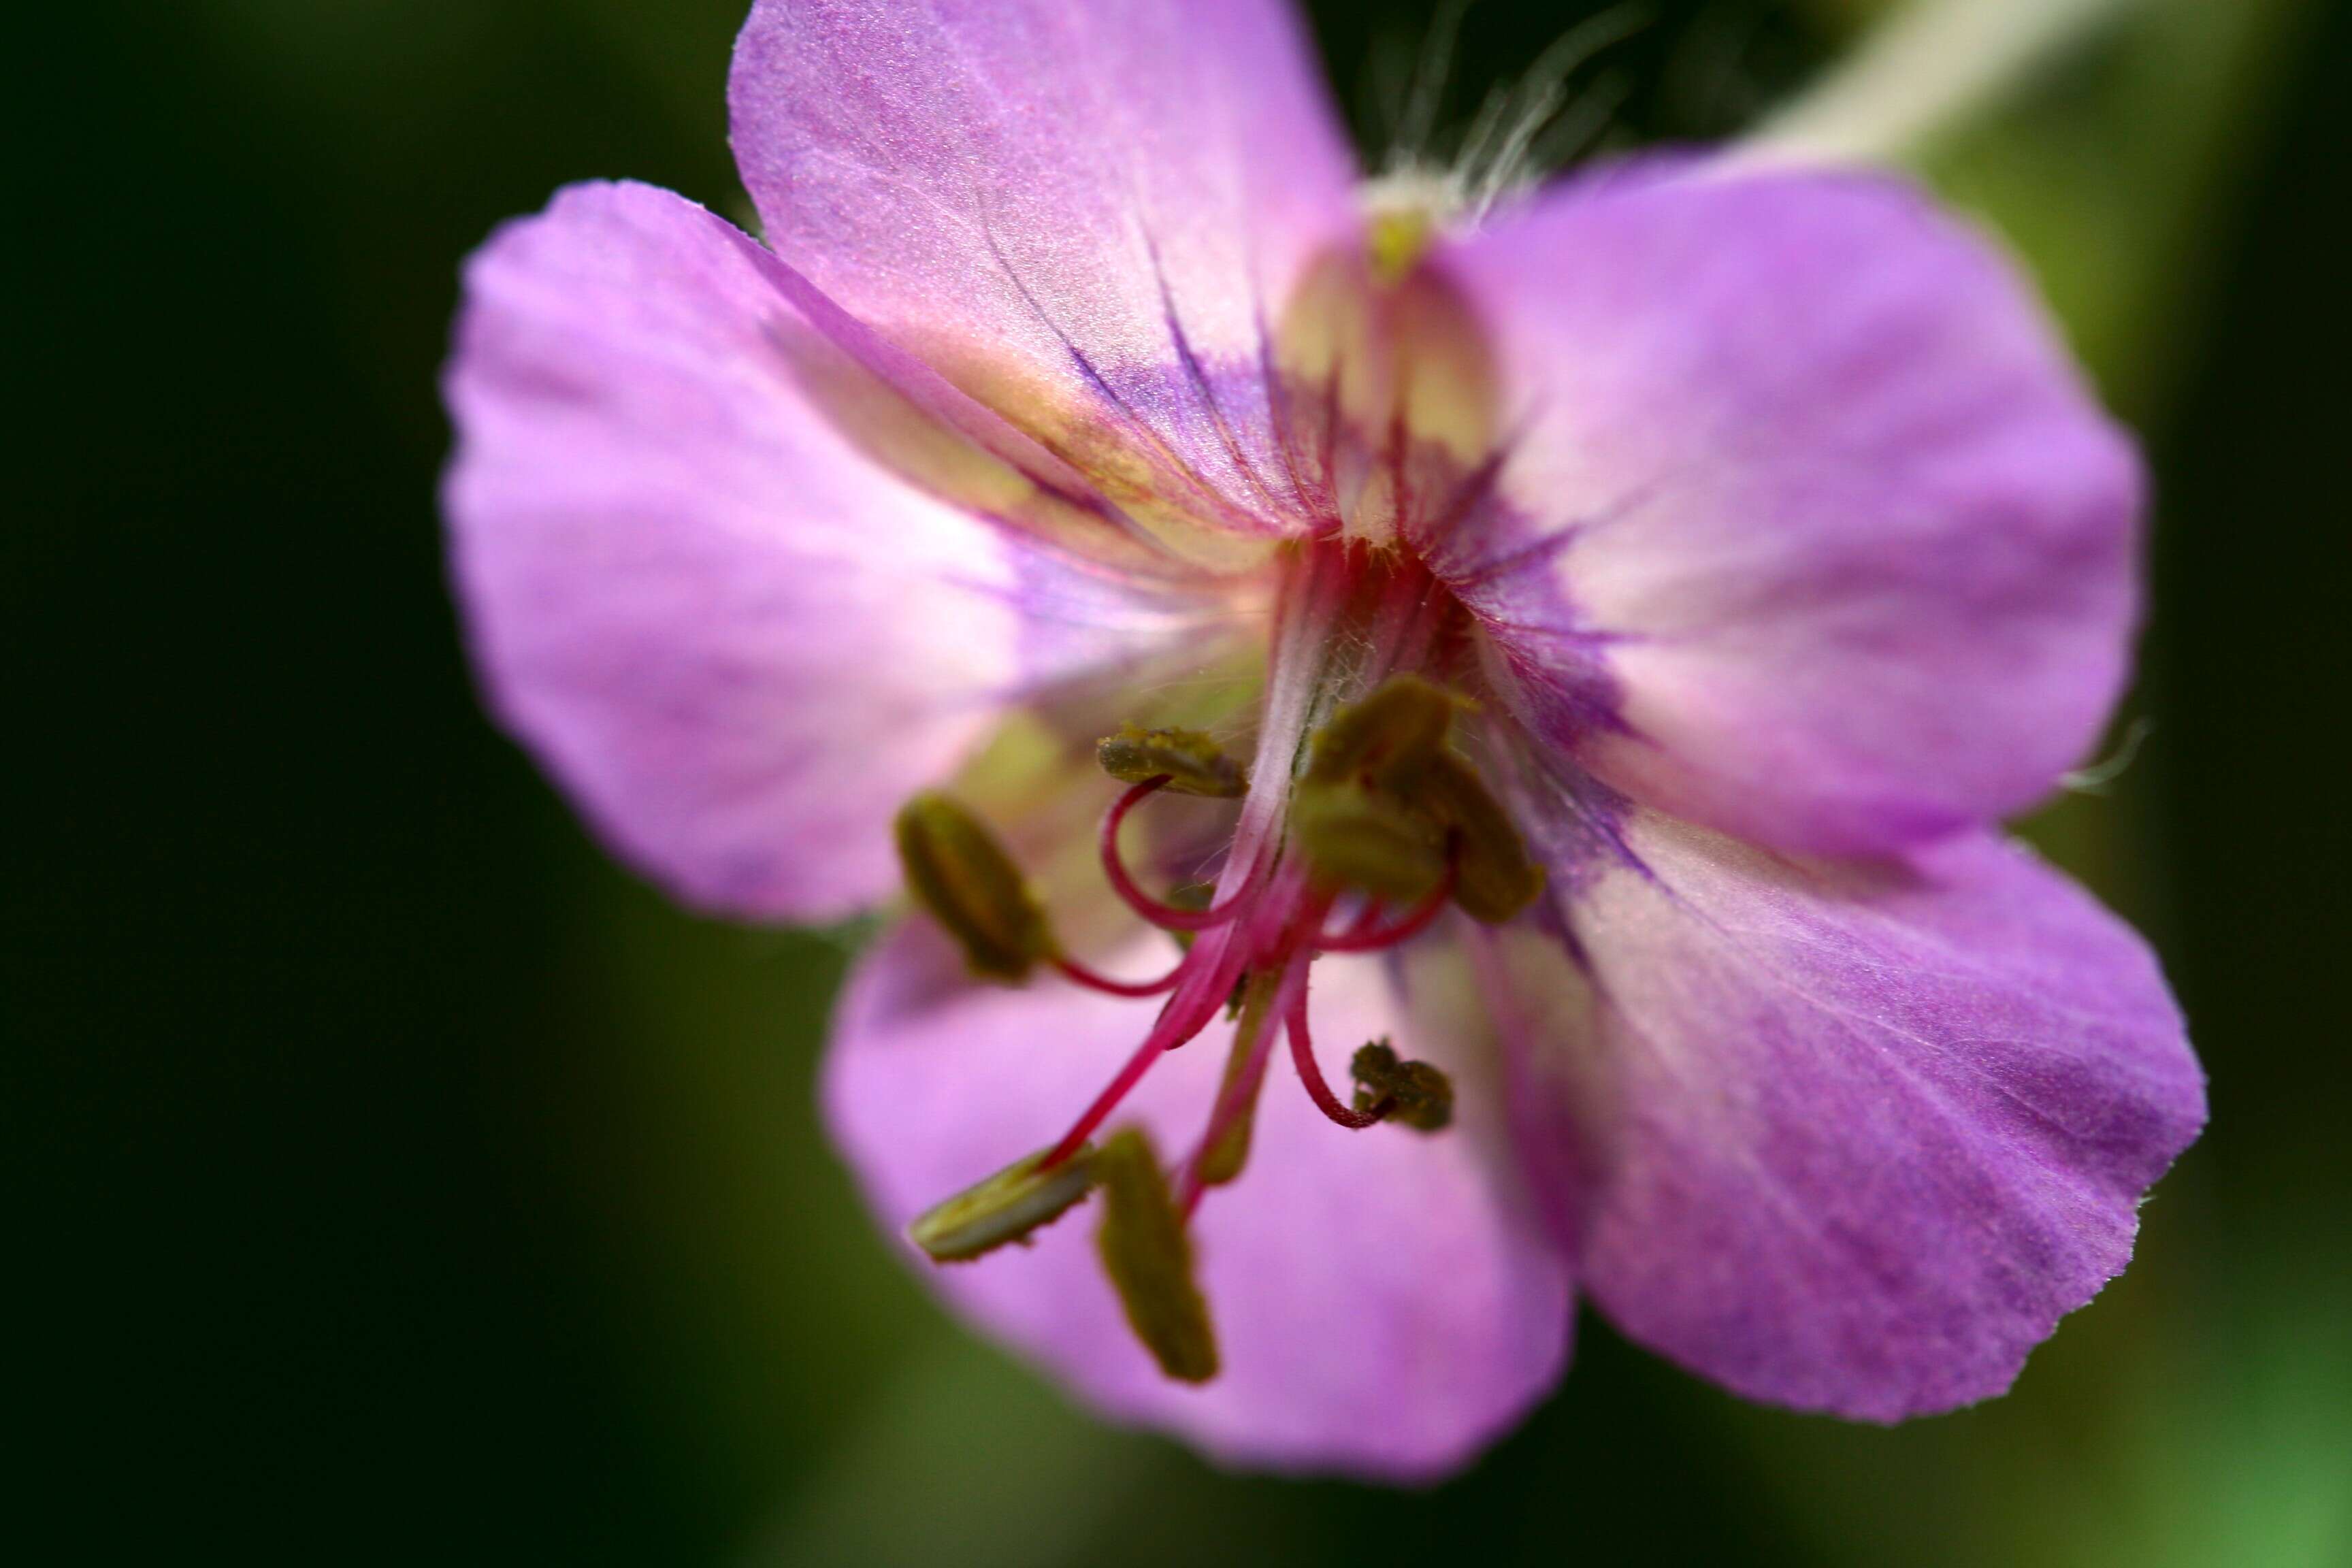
[{"left": 10, "top": 0, "right": 2349, "bottom": 1561}]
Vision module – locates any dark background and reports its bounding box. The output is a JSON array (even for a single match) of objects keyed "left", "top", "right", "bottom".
[{"left": 11, "top": 1, "right": 2348, "bottom": 1562}]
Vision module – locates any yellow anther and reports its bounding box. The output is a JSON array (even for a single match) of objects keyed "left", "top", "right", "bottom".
[
  {"left": 1096, "top": 724, "right": 1249, "bottom": 798},
  {"left": 1351, "top": 1041, "right": 1455, "bottom": 1133},
  {"left": 1094, "top": 1128, "right": 1219, "bottom": 1384},
  {"left": 908, "top": 1145, "right": 1097, "bottom": 1264},
  {"left": 894, "top": 791, "right": 1054, "bottom": 982},
  {"left": 1420, "top": 753, "right": 1546, "bottom": 924}
]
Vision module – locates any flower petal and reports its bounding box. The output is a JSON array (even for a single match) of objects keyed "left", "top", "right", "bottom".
[
  {"left": 1484, "top": 804, "right": 2204, "bottom": 1420},
  {"left": 1428, "top": 165, "right": 2143, "bottom": 855},
  {"left": 728, "top": 0, "right": 1363, "bottom": 536},
  {"left": 444, "top": 181, "right": 1200, "bottom": 921},
  {"left": 826, "top": 923, "right": 1571, "bottom": 1480}
]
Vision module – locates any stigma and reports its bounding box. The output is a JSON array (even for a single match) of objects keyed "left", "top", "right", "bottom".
[{"left": 892, "top": 617, "right": 1539, "bottom": 1381}]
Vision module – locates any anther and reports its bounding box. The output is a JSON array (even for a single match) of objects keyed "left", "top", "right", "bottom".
[
  {"left": 894, "top": 792, "right": 1054, "bottom": 981},
  {"left": 1290, "top": 776, "right": 1449, "bottom": 903},
  {"left": 1305, "top": 673, "right": 1462, "bottom": 792},
  {"left": 1351, "top": 1040, "right": 1455, "bottom": 1133},
  {"left": 1100, "top": 779, "right": 1247, "bottom": 932},
  {"left": 1094, "top": 1128, "right": 1220, "bottom": 1383},
  {"left": 909, "top": 1145, "right": 1098, "bottom": 1263},
  {"left": 1194, "top": 973, "right": 1284, "bottom": 1190},
  {"left": 1290, "top": 676, "right": 1541, "bottom": 924},
  {"left": 1419, "top": 753, "right": 1545, "bottom": 924},
  {"left": 1097, "top": 723, "right": 1249, "bottom": 798}
]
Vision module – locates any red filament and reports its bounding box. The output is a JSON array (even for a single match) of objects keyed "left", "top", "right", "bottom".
[
  {"left": 1098, "top": 777, "right": 1250, "bottom": 932},
  {"left": 1051, "top": 953, "right": 1187, "bottom": 998},
  {"left": 1314, "top": 859, "right": 1457, "bottom": 953},
  {"left": 1284, "top": 984, "right": 1385, "bottom": 1130}
]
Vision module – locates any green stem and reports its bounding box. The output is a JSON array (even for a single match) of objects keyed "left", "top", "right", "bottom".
[{"left": 1742, "top": 0, "right": 2142, "bottom": 167}]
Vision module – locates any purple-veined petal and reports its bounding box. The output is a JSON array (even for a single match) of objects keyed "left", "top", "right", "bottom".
[
  {"left": 1426, "top": 164, "right": 2143, "bottom": 856},
  {"left": 444, "top": 180, "right": 1207, "bottom": 922},
  {"left": 826, "top": 923, "right": 1571, "bottom": 1480},
  {"left": 729, "top": 0, "right": 1364, "bottom": 538},
  {"left": 1482, "top": 803, "right": 2204, "bottom": 1420}
]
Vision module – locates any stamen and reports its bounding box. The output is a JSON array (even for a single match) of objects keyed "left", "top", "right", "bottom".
[
  {"left": 1164, "top": 882, "right": 1218, "bottom": 951},
  {"left": 1314, "top": 859, "right": 1458, "bottom": 952},
  {"left": 1418, "top": 751, "right": 1545, "bottom": 924},
  {"left": 1042, "top": 1024, "right": 1177, "bottom": 1171},
  {"left": 1285, "top": 985, "right": 1386, "bottom": 1130},
  {"left": 1286, "top": 992, "right": 1456, "bottom": 1134},
  {"left": 1175, "top": 961, "right": 1307, "bottom": 1216},
  {"left": 1351, "top": 1040, "right": 1455, "bottom": 1132},
  {"left": 894, "top": 792, "right": 1054, "bottom": 981},
  {"left": 1096, "top": 723, "right": 1249, "bottom": 798},
  {"left": 1303, "top": 672, "right": 1463, "bottom": 791},
  {"left": 896, "top": 544, "right": 1507, "bottom": 1392},
  {"left": 1039, "top": 933, "right": 1239, "bottom": 1170},
  {"left": 1290, "top": 775, "right": 1450, "bottom": 903},
  {"left": 1094, "top": 1128, "right": 1220, "bottom": 1383},
  {"left": 908, "top": 1144, "right": 1098, "bottom": 1263},
  {"left": 1099, "top": 777, "right": 1249, "bottom": 931},
  {"left": 1051, "top": 953, "right": 1186, "bottom": 998}
]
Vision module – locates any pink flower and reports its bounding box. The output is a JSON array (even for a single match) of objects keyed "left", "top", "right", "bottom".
[{"left": 442, "top": 0, "right": 2206, "bottom": 1481}]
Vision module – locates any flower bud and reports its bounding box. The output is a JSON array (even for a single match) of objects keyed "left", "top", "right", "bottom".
[
  {"left": 1352, "top": 1039, "right": 1455, "bottom": 1133},
  {"left": 1094, "top": 1128, "right": 1219, "bottom": 1383},
  {"left": 1096, "top": 724, "right": 1249, "bottom": 798},
  {"left": 909, "top": 1145, "right": 1098, "bottom": 1263},
  {"left": 894, "top": 791, "right": 1054, "bottom": 981}
]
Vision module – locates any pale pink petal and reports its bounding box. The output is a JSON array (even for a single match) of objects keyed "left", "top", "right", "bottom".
[
  {"left": 1428, "top": 165, "right": 2142, "bottom": 855},
  {"left": 445, "top": 181, "right": 1198, "bottom": 921},
  {"left": 1484, "top": 804, "right": 2205, "bottom": 1418},
  {"left": 730, "top": 0, "right": 1364, "bottom": 536}
]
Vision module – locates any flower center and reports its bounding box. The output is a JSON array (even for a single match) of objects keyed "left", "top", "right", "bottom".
[{"left": 894, "top": 540, "right": 1541, "bottom": 1382}]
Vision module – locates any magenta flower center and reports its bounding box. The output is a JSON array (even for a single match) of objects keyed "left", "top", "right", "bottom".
[
  {"left": 899, "top": 532, "right": 1538, "bottom": 1377},
  {"left": 1045, "top": 547, "right": 1467, "bottom": 1196}
]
